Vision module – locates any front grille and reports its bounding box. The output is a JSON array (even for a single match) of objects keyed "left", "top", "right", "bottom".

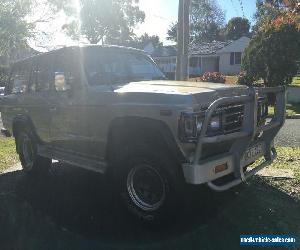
[
  {"left": 222, "top": 105, "right": 244, "bottom": 134},
  {"left": 205, "top": 104, "right": 244, "bottom": 136},
  {"left": 206, "top": 97, "right": 268, "bottom": 137}
]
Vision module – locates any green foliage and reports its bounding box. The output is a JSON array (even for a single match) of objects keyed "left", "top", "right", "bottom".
[
  {"left": 0, "top": 0, "right": 34, "bottom": 59},
  {"left": 167, "top": 23, "right": 178, "bottom": 42},
  {"left": 224, "top": 17, "right": 251, "bottom": 40},
  {"left": 0, "top": 0, "right": 74, "bottom": 62},
  {"left": 167, "top": 0, "right": 225, "bottom": 42},
  {"left": 64, "top": 0, "right": 145, "bottom": 45},
  {"left": 127, "top": 33, "right": 163, "bottom": 49},
  {"left": 242, "top": 21, "right": 300, "bottom": 86},
  {"left": 254, "top": 0, "right": 282, "bottom": 31},
  {"left": 0, "top": 136, "right": 18, "bottom": 173}
]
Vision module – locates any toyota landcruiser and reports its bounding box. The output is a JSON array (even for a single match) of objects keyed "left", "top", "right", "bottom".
[{"left": 0, "top": 46, "right": 286, "bottom": 222}]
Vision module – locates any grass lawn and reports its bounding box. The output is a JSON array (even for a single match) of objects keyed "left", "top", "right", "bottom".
[
  {"left": 259, "top": 147, "right": 300, "bottom": 197},
  {"left": 0, "top": 146, "right": 299, "bottom": 250},
  {"left": 292, "top": 76, "right": 300, "bottom": 86},
  {"left": 269, "top": 102, "right": 300, "bottom": 116},
  {"left": 0, "top": 136, "right": 18, "bottom": 173}
]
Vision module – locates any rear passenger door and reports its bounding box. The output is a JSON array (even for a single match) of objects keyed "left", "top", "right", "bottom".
[{"left": 26, "top": 57, "right": 53, "bottom": 143}]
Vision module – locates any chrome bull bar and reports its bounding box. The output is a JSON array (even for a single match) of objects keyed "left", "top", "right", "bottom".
[{"left": 192, "top": 86, "right": 286, "bottom": 191}]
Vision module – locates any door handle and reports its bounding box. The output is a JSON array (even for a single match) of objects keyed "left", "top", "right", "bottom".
[{"left": 50, "top": 107, "right": 57, "bottom": 112}]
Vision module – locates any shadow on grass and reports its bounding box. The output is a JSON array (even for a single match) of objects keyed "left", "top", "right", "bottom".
[{"left": 0, "top": 162, "right": 299, "bottom": 250}]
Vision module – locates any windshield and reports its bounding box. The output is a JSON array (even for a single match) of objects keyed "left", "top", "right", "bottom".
[{"left": 84, "top": 51, "right": 166, "bottom": 86}]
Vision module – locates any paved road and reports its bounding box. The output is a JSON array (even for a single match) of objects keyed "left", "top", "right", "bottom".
[
  {"left": 275, "top": 119, "right": 300, "bottom": 147},
  {"left": 0, "top": 113, "right": 299, "bottom": 146}
]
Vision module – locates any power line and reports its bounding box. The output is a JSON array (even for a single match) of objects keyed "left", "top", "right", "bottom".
[{"left": 237, "top": 0, "right": 245, "bottom": 18}]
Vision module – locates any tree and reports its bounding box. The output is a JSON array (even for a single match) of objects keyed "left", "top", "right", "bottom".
[
  {"left": 241, "top": 3, "right": 300, "bottom": 86},
  {"left": 64, "top": 0, "right": 145, "bottom": 45},
  {"left": 0, "top": 0, "right": 34, "bottom": 60},
  {"left": 224, "top": 17, "right": 251, "bottom": 40},
  {"left": 127, "top": 33, "right": 163, "bottom": 49},
  {"left": 167, "top": 23, "right": 178, "bottom": 42},
  {"left": 167, "top": 0, "right": 225, "bottom": 43},
  {"left": 254, "top": 0, "right": 299, "bottom": 32},
  {"left": 0, "top": 0, "right": 74, "bottom": 62}
]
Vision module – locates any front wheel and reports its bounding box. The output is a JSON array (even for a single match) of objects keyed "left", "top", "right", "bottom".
[
  {"left": 16, "top": 127, "right": 51, "bottom": 174},
  {"left": 114, "top": 144, "right": 184, "bottom": 223}
]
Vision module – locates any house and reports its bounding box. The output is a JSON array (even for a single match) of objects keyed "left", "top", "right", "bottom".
[{"left": 148, "top": 36, "right": 250, "bottom": 79}]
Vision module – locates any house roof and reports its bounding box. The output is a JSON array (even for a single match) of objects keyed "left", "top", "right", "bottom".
[
  {"left": 151, "top": 46, "right": 177, "bottom": 57},
  {"left": 151, "top": 37, "right": 250, "bottom": 58},
  {"left": 189, "top": 40, "right": 232, "bottom": 55}
]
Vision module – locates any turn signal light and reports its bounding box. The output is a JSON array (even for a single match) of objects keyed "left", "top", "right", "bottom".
[{"left": 215, "top": 163, "right": 228, "bottom": 174}]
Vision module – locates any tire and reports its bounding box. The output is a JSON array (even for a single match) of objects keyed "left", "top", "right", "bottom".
[
  {"left": 16, "top": 126, "right": 51, "bottom": 175},
  {"left": 113, "top": 143, "right": 184, "bottom": 224}
]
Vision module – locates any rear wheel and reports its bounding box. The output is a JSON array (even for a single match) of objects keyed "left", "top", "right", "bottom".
[{"left": 16, "top": 127, "right": 51, "bottom": 174}]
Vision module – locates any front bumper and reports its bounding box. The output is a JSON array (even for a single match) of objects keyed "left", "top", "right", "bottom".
[{"left": 182, "top": 86, "right": 286, "bottom": 191}]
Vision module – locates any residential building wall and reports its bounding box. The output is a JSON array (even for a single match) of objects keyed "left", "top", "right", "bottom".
[{"left": 218, "top": 52, "right": 242, "bottom": 75}]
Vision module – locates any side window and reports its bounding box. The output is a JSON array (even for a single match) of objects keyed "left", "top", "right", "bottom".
[
  {"left": 11, "top": 65, "right": 29, "bottom": 94},
  {"left": 53, "top": 53, "right": 78, "bottom": 92},
  {"left": 84, "top": 51, "right": 127, "bottom": 85},
  {"left": 32, "top": 57, "right": 53, "bottom": 92}
]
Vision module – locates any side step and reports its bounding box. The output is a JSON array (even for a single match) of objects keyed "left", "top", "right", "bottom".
[{"left": 37, "top": 145, "right": 107, "bottom": 174}]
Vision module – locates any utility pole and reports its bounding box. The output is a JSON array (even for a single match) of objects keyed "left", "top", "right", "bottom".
[{"left": 176, "top": 0, "right": 190, "bottom": 81}]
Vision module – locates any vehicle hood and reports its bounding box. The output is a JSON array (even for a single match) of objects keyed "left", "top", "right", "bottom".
[{"left": 114, "top": 80, "right": 248, "bottom": 96}]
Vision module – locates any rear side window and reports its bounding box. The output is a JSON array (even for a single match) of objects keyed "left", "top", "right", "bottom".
[
  {"left": 10, "top": 64, "right": 30, "bottom": 94},
  {"left": 31, "top": 56, "right": 54, "bottom": 92}
]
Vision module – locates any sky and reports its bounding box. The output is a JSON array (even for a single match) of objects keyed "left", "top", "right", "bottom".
[
  {"left": 31, "top": 0, "right": 257, "bottom": 50},
  {"left": 135, "top": 0, "right": 257, "bottom": 45}
]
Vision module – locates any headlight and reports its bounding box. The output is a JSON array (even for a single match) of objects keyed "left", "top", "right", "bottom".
[
  {"left": 179, "top": 112, "right": 222, "bottom": 142},
  {"left": 209, "top": 116, "right": 221, "bottom": 131}
]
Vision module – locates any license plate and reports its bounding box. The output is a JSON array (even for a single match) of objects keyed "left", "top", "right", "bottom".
[{"left": 242, "top": 143, "right": 265, "bottom": 166}]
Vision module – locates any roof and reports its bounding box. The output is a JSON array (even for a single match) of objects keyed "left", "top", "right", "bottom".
[
  {"left": 151, "top": 37, "right": 250, "bottom": 58},
  {"left": 151, "top": 46, "right": 177, "bottom": 57},
  {"left": 12, "top": 45, "right": 147, "bottom": 64},
  {"left": 189, "top": 40, "right": 232, "bottom": 55}
]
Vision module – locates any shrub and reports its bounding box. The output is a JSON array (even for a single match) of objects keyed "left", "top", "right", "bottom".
[
  {"left": 242, "top": 12, "right": 300, "bottom": 87},
  {"left": 201, "top": 72, "right": 226, "bottom": 83}
]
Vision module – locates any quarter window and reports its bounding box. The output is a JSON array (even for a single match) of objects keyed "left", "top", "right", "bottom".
[{"left": 11, "top": 67, "right": 29, "bottom": 94}]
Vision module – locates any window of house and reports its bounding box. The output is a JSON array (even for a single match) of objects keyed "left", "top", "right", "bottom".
[
  {"left": 189, "top": 57, "right": 198, "bottom": 68},
  {"left": 230, "top": 52, "right": 242, "bottom": 65},
  {"left": 235, "top": 52, "right": 242, "bottom": 64}
]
